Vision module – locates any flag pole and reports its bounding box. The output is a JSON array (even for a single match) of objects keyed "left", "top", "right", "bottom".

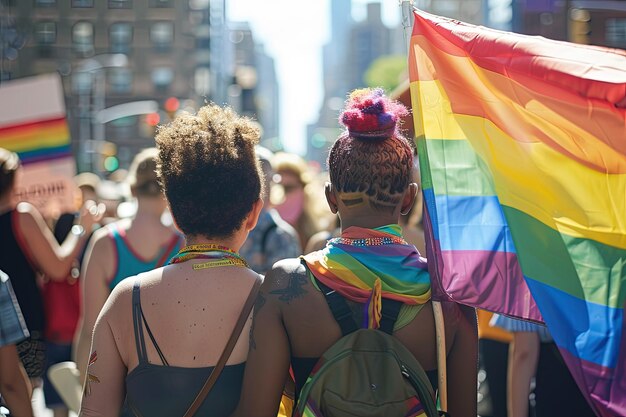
[
  {"left": 402, "top": 3, "right": 449, "bottom": 413},
  {"left": 400, "top": 0, "right": 413, "bottom": 53}
]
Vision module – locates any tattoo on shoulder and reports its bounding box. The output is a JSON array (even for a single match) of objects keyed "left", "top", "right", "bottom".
[
  {"left": 269, "top": 270, "right": 308, "bottom": 304},
  {"left": 249, "top": 292, "right": 266, "bottom": 350},
  {"left": 84, "top": 351, "right": 101, "bottom": 397}
]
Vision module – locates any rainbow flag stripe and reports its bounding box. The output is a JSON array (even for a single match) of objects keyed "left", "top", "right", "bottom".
[
  {"left": 0, "top": 116, "right": 71, "bottom": 164},
  {"left": 409, "top": 9, "right": 626, "bottom": 417}
]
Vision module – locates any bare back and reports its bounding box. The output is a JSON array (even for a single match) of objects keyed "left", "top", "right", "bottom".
[
  {"left": 113, "top": 264, "right": 258, "bottom": 371},
  {"left": 79, "top": 263, "right": 259, "bottom": 417}
]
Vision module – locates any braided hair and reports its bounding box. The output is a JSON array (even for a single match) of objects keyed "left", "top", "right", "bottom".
[{"left": 328, "top": 88, "right": 414, "bottom": 214}]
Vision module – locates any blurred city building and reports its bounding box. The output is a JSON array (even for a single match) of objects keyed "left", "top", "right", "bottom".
[
  {"left": 227, "top": 22, "right": 279, "bottom": 148},
  {"left": 307, "top": 0, "right": 626, "bottom": 166},
  {"left": 0, "top": 0, "right": 278, "bottom": 174},
  {"left": 485, "top": 0, "right": 626, "bottom": 48},
  {"left": 2, "top": 0, "right": 624, "bottom": 171},
  {"left": 307, "top": 0, "right": 484, "bottom": 166}
]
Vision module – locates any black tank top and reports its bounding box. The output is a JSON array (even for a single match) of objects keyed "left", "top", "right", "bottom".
[
  {"left": 0, "top": 210, "right": 44, "bottom": 334},
  {"left": 125, "top": 280, "right": 245, "bottom": 417}
]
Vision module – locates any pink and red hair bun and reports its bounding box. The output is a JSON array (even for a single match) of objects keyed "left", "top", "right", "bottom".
[{"left": 339, "top": 88, "right": 409, "bottom": 140}]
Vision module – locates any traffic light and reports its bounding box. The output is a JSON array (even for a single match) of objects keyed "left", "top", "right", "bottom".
[
  {"left": 164, "top": 97, "right": 179, "bottom": 120},
  {"left": 99, "top": 141, "right": 119, "bottom": 173},
  {"left": 146, "top": 112, "right": 160, "bottom": 127},
  {"left": 141, "top": 112, "right": 161, "bottom": 137}
]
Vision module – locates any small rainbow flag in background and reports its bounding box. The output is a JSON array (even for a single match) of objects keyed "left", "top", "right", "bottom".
[
  {"left": 0, "top": 74, "right": 71, "bottom": 164},
  {"left": 408, "top": 9, "right": 626, "bottom": 417},
  {"left": 0, "top": 116, "right": 71, "bottom": 165},
  {"left": 0, "top": 73, "right": 76, "bottom": 216}
]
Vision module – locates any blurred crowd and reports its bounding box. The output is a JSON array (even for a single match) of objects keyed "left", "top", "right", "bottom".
[{"left": 0, "top": 94, "right": 591, "bottom": 417}]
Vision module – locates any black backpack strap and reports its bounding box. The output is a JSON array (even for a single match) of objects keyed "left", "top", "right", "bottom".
[
  {"left": 379, "top": 297, "right": 403, "bottom": 335},
  {"left": 301, "top": 259, "right": 402, "bottom": 336},
  {"left": 313, "top": 277, "right": 359, "bottom": 337}
]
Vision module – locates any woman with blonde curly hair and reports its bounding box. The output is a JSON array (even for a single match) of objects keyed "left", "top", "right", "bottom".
[{"left": 79, "top": 104, "right": 264, "bottom": 417}]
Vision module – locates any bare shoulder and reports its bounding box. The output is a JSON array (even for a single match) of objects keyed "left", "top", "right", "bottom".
[
  {"left": 84, "top": 226, "right": 115, "bottom": 262},
  {"left": 89, "top": 224, "right": 113, "bottom": 244},
  {"left": 102, "top": 276, "right": 135, "bottom": 312},
  {"left": 263, "top": 258, "right": 311, "bottom": 304}
]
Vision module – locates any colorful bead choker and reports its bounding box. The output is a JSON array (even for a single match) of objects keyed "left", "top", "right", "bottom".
[
  {"left": 169, "top": 244, "right": 249, "bottom": 270},
  {"left": 329, "top": 236, "right": 408, "bottom": 247}
]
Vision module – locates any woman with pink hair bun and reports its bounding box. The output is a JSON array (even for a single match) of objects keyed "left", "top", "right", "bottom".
[{"left": 234, "top": 88, "right": 478, "bottom": 417}]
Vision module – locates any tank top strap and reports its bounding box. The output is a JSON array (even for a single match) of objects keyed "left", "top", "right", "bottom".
[
  {"left": 131, "top": 278, "right": 169, "bottom": 366},
  {"left": 132, "top": 279, "right": 148, "bottom": 363}
]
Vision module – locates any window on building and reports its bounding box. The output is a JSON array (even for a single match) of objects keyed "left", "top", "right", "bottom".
[
  {"left": 72, "top": 72, "right": 92, "bottom": 94},
  {"left": 72, "top": 0, "right": 93, "bottom": 7},
  {"left": 606, "top": 18, "right": 626, "bottom": 48},
  {"left": 34, "top": 0, "right": 56, "bottom": 6},
  {"left": 108, "top": 68, "right": 133, "bottom": 94},
  {"left": 35, "top": 22, "right": 56, "bottom": 45},
  {"left": 72, "top": 21, "right": 94, "bottom": 56},
  {"left": 194, "top": 67, "right": 210, "bottom": 96},
  {"left": 110, "top": 23, "right": 133, "bottom": 54},
  {"left": 188, "top": 0, "right": 208, "bottom": 10},
  {"left": 150, "top": 0, "right": 173, "bottom": 7},
  {"left": 150, "top": 22, "right": 174, "bottom": 51},
  {"left": 151, "top": 67, "right": 174, "bottom": 90},
  {"left": 108, "top": 0, "right": 132, "bottom": 9}
]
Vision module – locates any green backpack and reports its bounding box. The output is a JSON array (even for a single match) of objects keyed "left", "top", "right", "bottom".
[{"left": 294, "top": 279, "right": 442, "bottom": 417}]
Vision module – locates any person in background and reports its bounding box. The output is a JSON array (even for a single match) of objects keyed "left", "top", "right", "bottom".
[
  {"left": 73, "top": 173, "right": 100, "bottom": 206},
  {"left": 74, "top": 148, "right": 184, "bottom": 380},
  {"left": 491, "top": 314, "right": 595, "bottom": 417},
  {"left": 0, "top": 269, "right": 34, "bottom": 417},
  {"left": 476, "top": 309, "right": 513, "bottom": 417},
  {"left": 41, "top": 179, "right": 103, "bottom": 417},
  {"left": 79, "top": 103, "right": 264, "bottom": 416},
  {"left": 240, "top": 146, "right": 301, "bottom": 275},
  {"left": 233, "top": 88, "right": 478, "bottom": 417},
  {"left": 302, "top": 170, "right": 341, "bottom": 253},
  {"left": 304, "top": 214, "right": 340, "bottom": 253},
  {"left": 94, "top": 179, "right": 123, "bottom": 226},
  {"left": 0, "top": 148, "right": 102, "bottom": 387},
  {"left": 398, "top": 160, "right": 426, "bottom": 255},
  {"left": 492, "top": 314, "right": 548, "bottom": 417},
  {"left": 271, "top": 152, "right": 323, "bottom": 249}
]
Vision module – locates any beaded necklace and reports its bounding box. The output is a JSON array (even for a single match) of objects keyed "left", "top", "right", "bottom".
[
  {"left": 329, "top": 235, "right": 408, "bottom": 247},
  {"left": 168, "top": 244, "right": 249, "bottom": 270}
]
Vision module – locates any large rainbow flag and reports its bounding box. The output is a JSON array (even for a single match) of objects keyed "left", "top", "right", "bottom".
[{"left": 408, "top": 9, "right": 626, "bottom": 417}]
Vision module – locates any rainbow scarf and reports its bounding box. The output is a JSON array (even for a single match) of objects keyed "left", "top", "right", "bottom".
[{"left": 302, "top": 224, "right": 431, "bottom": 329}]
